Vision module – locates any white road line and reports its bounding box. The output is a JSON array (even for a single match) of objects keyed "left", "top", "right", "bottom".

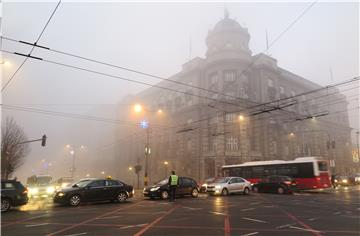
[
  {"left": 182, "top": 206, "right": 202, "bottom": 210},
  {"left": 97, "top": 215, "right": 122, "bottom": 220},
  {"left": 289, "top": 226, "right": 322, "bottom": 233},
  {"left": 136, "top": 223, "right": 148, "bottom": 227},
  {"left": 241, "top": 232, "right": 259, "bottom": 236},
  {"left": 241, "top": 208, "right": 256, "bottom": 212},
  {"left": 242, "top": 217, "right": 268, "bottom": 223},
  {"left": 333, "top": 211, "right": 341, "bottom": 215},
  {"left": 276, "top": 223, "right": 296, "bottom": 229},
  {"left": 263, "top": 205, "right": 275, "bottom": 208},
  {"left": 64, "top": 233, "right": 87, "bottom": 236},
  {"left": 25, "top": 223, "right": 50, "bottom": 227},
  {"left": 307, "top": 217, "right": 319, "bottom": 221},
  {"left": 120, "top": 225, "right": 135, "bottom": 229},
  {"left": 209, "top": 211, "right": 226, "bottom": 216},
  {"left": 250, "top": 202, "right": 261, "bottom": 205}
]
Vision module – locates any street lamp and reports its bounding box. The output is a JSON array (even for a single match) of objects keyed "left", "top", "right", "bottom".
[
  {"left": 238, "top": 115, "right": 244, "bottom": 121},
  {"left": 134, "top": 104, "right": 143, "bottom": 113},
  {"left": 66, "top": 144, "right": 85, "bottom": 179},
  {"left": 163, "top": 161, "right": 169, "bottom": 178},
  {"left": 101, "top": 171, "right": 105, "bottom": 175}
]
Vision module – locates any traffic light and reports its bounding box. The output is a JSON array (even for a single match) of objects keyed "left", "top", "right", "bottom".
[{"left": 41, "top": 135, "right": 47, "bottom": 147}]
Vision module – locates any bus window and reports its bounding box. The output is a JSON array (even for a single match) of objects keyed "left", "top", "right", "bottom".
[
  {"left": 296, "top": 163, "right": 314, "bottom": 178},
  {"left": 242, "top": 167, "right": 252, "bottom": 178},
  {"left": 223, "top": 169, "right": 230, "bottom": 177},
  {"left": 252, "top": 166, "right": 264, "bottom": 178},
  {"left": 264, "top": 166, "right": 276, "bottom": 176},
  {"left": 318, "top": 161, "right": 328, "bottom": 171}
]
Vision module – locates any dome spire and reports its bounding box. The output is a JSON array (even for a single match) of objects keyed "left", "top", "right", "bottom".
[{"left": 224, "top": 8, "right": 229, "bottom": 19}]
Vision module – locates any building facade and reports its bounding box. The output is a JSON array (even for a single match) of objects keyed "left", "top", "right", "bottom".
[{"left": 115, "top": 13, "right": 353, "bottom": 185}]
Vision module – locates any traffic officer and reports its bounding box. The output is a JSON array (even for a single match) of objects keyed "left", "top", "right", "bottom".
[{"left": 168, "top": 170, "right": 179, "bottom": 202}]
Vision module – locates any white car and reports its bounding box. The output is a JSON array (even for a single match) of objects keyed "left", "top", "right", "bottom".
[{"left": 206, "top": 177, "right": 251, "bottom": 196}]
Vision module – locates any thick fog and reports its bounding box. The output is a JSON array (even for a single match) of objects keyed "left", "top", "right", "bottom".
[{"left": 1, "top": 1, "right": 358, "bottom": 182}]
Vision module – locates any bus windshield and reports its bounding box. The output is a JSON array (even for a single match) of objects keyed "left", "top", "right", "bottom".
[{"left": 318, "top": 161, "right": 328, "bottom": 171}]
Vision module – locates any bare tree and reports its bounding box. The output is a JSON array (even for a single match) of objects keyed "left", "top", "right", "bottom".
[{"left": 1, "top": 117, "right": 30, "bottom": 179}]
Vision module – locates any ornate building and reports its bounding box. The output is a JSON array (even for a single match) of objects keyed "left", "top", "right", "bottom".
[{"left": 115, "top": 12, "right": 352, "bottom": 185}]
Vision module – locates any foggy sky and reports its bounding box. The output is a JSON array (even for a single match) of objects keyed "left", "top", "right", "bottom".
[{"left": 1, "top": 1, "right": 359, "bottom": 182}]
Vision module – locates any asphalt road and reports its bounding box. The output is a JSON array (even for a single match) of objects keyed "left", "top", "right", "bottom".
[{"left": 2, "top": 186, "right": 359, "bottom": 236}]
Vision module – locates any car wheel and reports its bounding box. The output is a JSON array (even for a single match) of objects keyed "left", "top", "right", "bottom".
[
  {"left": 161, "top": 191, "right": 169, "bottom": 200},
  {"left": 69, "top": 195, "right": 81, "bottom": 206},
  {"left": 1, "top": 198, "right": 11, "bottom": 212},
  {"left": 191, "top": 188, "right": 199, "bottom": 198},
  {"left": 253, "top": 186, "right": 259, "bottom": 193},
  {"left": 277, "top": 187, "right": 285, "bottom": 194},
  {"left": 221, "top": 188, "right": 229, "bottom": 196},
  {"left": 243, "top": 187, "right": 250, "bottom": 195},
  {"left": 117, "top": 192, "right": 128, "bottom": 203}
]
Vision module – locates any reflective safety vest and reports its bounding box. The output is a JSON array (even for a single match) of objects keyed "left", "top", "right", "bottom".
[{"left": 170, "top": 175, "right": 178, "bottom": 186}]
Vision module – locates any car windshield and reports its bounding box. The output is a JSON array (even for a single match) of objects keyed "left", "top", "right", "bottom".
[
  {"left": 156, "top": 179, "right": 168, "bottom": 185},
  {"left": 72, "top": 180, "right": 93, "bottom": 188},
  {"left": 213, "top": 177, "right": 230, "bottom": 183}
]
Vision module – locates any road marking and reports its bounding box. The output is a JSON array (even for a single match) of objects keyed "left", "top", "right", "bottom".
[
  {"left": 64, "top": 233, "right": 87, "bottom": 236},
  {"left": 263, "top": 205, "right": 275, "bottom": 208},
  {"left": 241, "top": 208, "right": 256, "bottom": 212},
  {"left": 308, "top": 217, "right": 319, "bottom": 221},
  {"left": 209, "top": 211, "right": 226, "bottom": 216},
  {"left": 224, "top": 198, "right": 231, "bottom": 236},
  {"left": 242, "top": 217, "right": 268, "bottom": 223},
  {"left": 25, "top": 223, "right": 50, "bottom": 227},
  {"left": 182, "top": 206, "right": 202, "bottom": 210},
  {"left": 284, "top": 212, "right": 322, "bottom": 236},
  {"left": 276, "top": 223, "right": 296, "bottom": 229},
  {"left": 133, "top": 204, "right": 180, "bottom": 236},
  {"left": 333, "top": 211, "right": 341, "bottom": 215},
  {"left": 96, "top": 215, "right": 122, "bottom": 220},
  {"left": 250, "top": 202, "right": 262, "bottom": 205},
  {"left": 120, "top": 225, "right": 135, "bottom": 229},
  {"left": 241, "top": 232, "right": 259, "bottom": 236},
  {"left": 289, "top": 226, "right": 322, "bottom": 233},
  {"left": 136, "top": 223, "right": 148, "bottom": 227}
]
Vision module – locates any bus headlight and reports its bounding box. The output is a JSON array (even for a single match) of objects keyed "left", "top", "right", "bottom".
[
  {"left": 342, "top": 179, "right": 348, "bottom": 183},
  {"left": 47, "top": 186, "right": 55, "bottom": 194}
]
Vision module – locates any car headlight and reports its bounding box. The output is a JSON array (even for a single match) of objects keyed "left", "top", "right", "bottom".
[
  {"left": 202, "top": 184, "right": 207, "bottom": 187},
  {"left": 61, "top": 183, "right": 69, "bottom": 188},
  {"left": 132, "top": 189, "right": 135, "bottom": 194},
  {"left": 335, "top": 179, "right": 338, "bottom": 182},
  {"left": 215, "top": 185, "right": 221, "bottom": 189},
  {"left": 57, "top": 192, "right": 65, "bottom": 197},
  {"left": 29, "top": 188, "right": 39, "bottom": 195},
  {"left": 150, "top": 187, "right": 160, "bottom": 191},
  {"left": 342, "top": 179, "right": 348, "bottom": 183},
  {"left": 47, "top": 186, "right": 55, "bottom": 194}
]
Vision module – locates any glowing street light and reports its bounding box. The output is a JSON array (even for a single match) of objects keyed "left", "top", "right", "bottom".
[
  {"left": 238, "top": 115, "right": 244, "bottom": 121},
  {"left": 101, "top": 171, "right": 105, "bottom": 175},
  {"left": 290, "top": 132, "right": 295, "bottom": 137},
  {"left": 128, "top": 166, "right": 133, "bottom": 171},
  {"left": 134, "top": 104, "right": 143, "bottom": 113}
]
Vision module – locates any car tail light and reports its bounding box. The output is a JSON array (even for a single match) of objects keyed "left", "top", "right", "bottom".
[
  {"left": 23, "top": 188, "right": 28, "bottom": 194},
  {"left": 284, "top": 181, "right": 292, "bottom": 185}
]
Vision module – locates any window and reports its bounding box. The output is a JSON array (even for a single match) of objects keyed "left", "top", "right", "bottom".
[
  {"left": 224, "top": 70, "right": 236, "bottom": 82},
  {"left": 226, "top": 136, "right": 238, "bottom": 151},
  {"left": 88, "top": 180, "right": 104, "bottom": 188},
  {"left": 209, "top": 73, "right": 219, "bottom": 84},
  {"left": 226, "top": 113, "right": 236, "bottom": 122},
  {"left": 252, "top": 166, "right": 264, "bottom": 178},
  {"left": 318, "top": 162, "right": 328, "bottom": 171},
  {"left": 106, "top": 180, "right": 121, "bottom": 186},
  {"left": 3, "top": 183, "right": 15, "bottom": 189},
  {"left": 237, "top": 178, "right": 245, "bottom": 183},
  {"left": 279, "top": 86, "right": 285, "bottom": 94}
]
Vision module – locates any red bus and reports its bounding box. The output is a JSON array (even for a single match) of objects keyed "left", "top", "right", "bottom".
[{"left": 222, "top": 157, "right": 331, "bottom": 190}]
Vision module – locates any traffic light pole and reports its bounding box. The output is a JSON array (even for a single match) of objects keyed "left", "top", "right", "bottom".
[{"left": 15, "top": 135, "right": 47, "bottom": 146}]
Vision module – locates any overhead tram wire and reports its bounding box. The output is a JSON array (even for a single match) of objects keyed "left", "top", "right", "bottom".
[
  {"left": 1, "top": 0, "right": 61, "bottom": 92},
  {"left": 0, "top": 49, "right": 246, "bottom": 109},
  {"left": 0, "top": 1, "right": 318, "bottom": 110}
]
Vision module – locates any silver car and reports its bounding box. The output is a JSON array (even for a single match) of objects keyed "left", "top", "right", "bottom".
[{"left": 207, "top": 177, "right": 251, "bottom": 196}]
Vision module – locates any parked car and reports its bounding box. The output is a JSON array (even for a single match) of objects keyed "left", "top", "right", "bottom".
[
  {"left": 143, "top": 177, "right": 199, "bottom": 200},
  {"left": 55, "top": 177, "right": 74, "bottom": 190},
  {"left": 206, "top": 177, "right": 251, "bottom": 196},
  {"left": 334, "top": 176, "right": 353, "bottom": 187},
  {"left": 252, "top": 175, "right": 297, "bottom": 194},
  {"left": 1, "top": 179, "right": 29, "bottom": 212},
  {"left": 53, "top": 178, "right": 134, "bottom": 206},
  {"left": 200, "top": 177, "right": 217, "bottom": 193}
]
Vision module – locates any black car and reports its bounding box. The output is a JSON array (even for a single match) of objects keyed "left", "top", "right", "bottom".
[
  {"left": 334, "top": 176, "right": 353, "bottom": 187},
  {"left": 252, "top": 175, "right": 297, "bottom": 194},
  {"left": 53, "top": 178, "right": 134, "bottom": 206},
  {"left": 143, "top": 177, "right": 199, "bottom": 200},
  {"left": 1, "top": 179, "right": 29, "bottom": 212}
]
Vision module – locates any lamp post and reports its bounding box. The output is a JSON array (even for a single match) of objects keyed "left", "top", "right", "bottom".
[
  {"left": 140, "top": 119, "right": 150, "bottom": 187},
  {"left": 66, "top": 145, "right": 85, "bottom": 179},
  {"left": 164, "top": 161, "right": 169, "bottom": 178}
]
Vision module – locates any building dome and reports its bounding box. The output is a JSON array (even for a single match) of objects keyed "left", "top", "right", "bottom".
[{"left": 206, "top": 10, "right": 252, "bottom": 60}]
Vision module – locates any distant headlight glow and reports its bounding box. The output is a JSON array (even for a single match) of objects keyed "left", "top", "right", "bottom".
[
  {"left": 47, "top": 186, "right": 55, "bottom": 194},
  {"left": 57, "top": 192, "right": 65, "bottom": 197},
  {"left": 215, "top": 185, "right": 221, "bottom": 189},
  {"left": 342, "top": 179, "right": 348, "bottom": 183},
  {"left": 29, "top": 188, "right": 39, "bottom": 195}
]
